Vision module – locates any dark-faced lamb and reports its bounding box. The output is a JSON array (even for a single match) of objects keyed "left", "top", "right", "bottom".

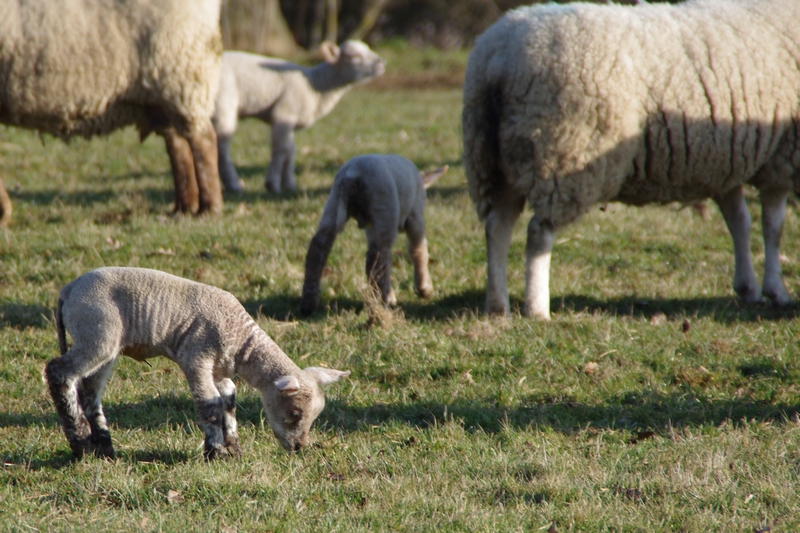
[
  {"left": 213, "top": 40, "right": 385, "bottom": 194},
  {"left": 462, "top": 0, "right": 800, "bottom": 319},
  {"left": 0, "top": 0, "right": 226, "bottom": 225},
  {"left": 45, "top": 267, "right": 349, "bottom": 459},
  {"left": 300, "top": 154, "right": 448, "bottom": 315}
]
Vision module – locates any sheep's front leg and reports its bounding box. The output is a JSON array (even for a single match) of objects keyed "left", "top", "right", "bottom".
[
  {"left": 265, "top": 123, "right": 296, "bottom": 194},
  {"left": 405, "top": 209, "right": 433, "bottom": 299},
  {"left": 188, "top": 120, "right": 223, "bottom": 215},
  {"left": 183, "top": 362, "right": 230, "bottom": 460},
  {"left": 523, "top": 216, "right": 555, "bottom": 320},
  {"left": 760, "top": 189, "right": 792, "bottom": 306},
  {"left": 162, "top": 127, "right": 200, "bottom": 215},
  {"left": 77, "top": 360, "right": 117, "bottom": 459},
  {"left": 216, "top": 378, "right": 242, "bottom": 457},
  {"left": 714, "top": 186, "right": 762, "bottom": 303},
  {"left": 0, "top": 178, "right": 11, "bottom": 227},
  {"left": 484, "top": 191, "right": 525, "bottom": 315},
  {"left": 366, "top": 223, "right": 398, "bottom": 306},
  {"left": 301, "top": 221, "right": 341, "bottom": 315}
]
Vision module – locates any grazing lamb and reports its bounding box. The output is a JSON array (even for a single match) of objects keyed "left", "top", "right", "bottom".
[
  {"left": 213, "top": 41, "right": 385, "bottom": 194},
  {"left": 462, "top": 0, "right": 800, "bottom": 319},
  {"left": 0, "top": 0, "right": 224, "bottom": 226},
  {"left": 300, "top": 154, "right": 448, "bottom": 315},
  {"left": 45, "top": 267, "right": 349, "bottom": 459}
]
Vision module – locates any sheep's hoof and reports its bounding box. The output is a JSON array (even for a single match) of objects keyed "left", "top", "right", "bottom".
[
  {"left": 204, "top": 442, "right": 236, "bottom": 461},
  {"left": 484, "top": 300, "right": 509, "bottom": 316},
  {"left": 224, "top": 437, "right": 242, "bottom": 459},
  {"left": 91, "top": 432, "right": 116, "bottom": 459},
  {"left": 69, "top": 436, "right": 94, "bottom": 459},
  {"left": 416, "top": 284, "right": 433, "bottom": 299}
]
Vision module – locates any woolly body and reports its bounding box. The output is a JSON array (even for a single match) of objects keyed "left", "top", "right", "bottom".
[
  {"left": 45, "top": 267, "right": 348, "bottom": 459},
  {"left": 214, "top": 41, "right": 385, "bottom": 193},
  {"left": 462, "top": 0, "right": 800, "bottom": 318},
  {"left": 300, "top": 154, "right": 446, "bottom": 315},
  {"left": 0, "top": 0, "right": 225, "bottom": 223}
]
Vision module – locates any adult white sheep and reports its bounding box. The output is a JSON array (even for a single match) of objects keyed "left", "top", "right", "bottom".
[
  {"left": 0, "top": 0, "right": 225, "bottom": 226},
  {"left": 462, "top": 0, "right": 800, "bottom": 319},
  {"left": 45, "top": 267, "right": 349, "bottom": 459},
  {"left": 213, "top": 40, "right": 385, "bottom": 194}
]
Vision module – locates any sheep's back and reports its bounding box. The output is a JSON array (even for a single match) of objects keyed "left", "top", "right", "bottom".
[
  {"left": 463, "top": 0, "right": 800, "bottom": 224},
  {"left": 0, "top": 0, "right": 222, "bottom": 139}
]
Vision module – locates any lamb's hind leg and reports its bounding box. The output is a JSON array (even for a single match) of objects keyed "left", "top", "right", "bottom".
[
  {"left": 301, "top": 222, "right": 341, "bottom": 315},
  {"left": 714, "top": 186, "right": 762, "bottom": 303},
  {"left": 405, "top": 209, "right": 433, "bottom": 299},
  {"left": 484, "top": 190, "right": 525, "bottom": 315},
  {"left": 366, "top": 220, "right": 399, "bottom": 306},
  {"left": 77, "top": 360, "right": 117, "bottom": 459},
  {"left": 760, "top": 189, "right": 792, "bottom": 306},
  {"left": 0, "top": 178, "right": 11, "bottom": 227},
  {"left": 216, "top": 378, "right": 241, "bottom": 458}
]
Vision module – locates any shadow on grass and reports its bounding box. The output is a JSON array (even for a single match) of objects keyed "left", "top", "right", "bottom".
[
  {"left": 0, "top": 302, "right": 53, "bottom": 329},
  {"left": 10, "top": 186, "right": 173, "bottom": 212}
]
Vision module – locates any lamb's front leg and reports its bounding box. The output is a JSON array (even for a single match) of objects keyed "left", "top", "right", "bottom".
[
  {"left": 265, "top": 123, "right": 296, "bottom": 194},
  {"left": 405, "top": 209, "right": 433, "bottom": 298},
  {"left": 183, "top": 362, "right": 230, "bottom": 460},
  {"left": 366, "top": 224, "right": 398, "bottom": 306},
  {"left": 523, "top": 215, "right": 555, "bottom": 320},
  {"left": 215, "top": 378, "right": 242, "bottom": 457},
  {"left": 760, "top": 189, "right": 792, "bottom": 306},
  {"left": 714, "top": 186, "right": 761, "bottom": 303}
]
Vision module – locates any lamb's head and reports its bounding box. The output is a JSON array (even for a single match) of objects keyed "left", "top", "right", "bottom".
[
  {"left": 321, "top": 40, "right": 385, "bottom": 84},
  {"left": 263, "top": 367, "right": 350, "bottom": 452}
]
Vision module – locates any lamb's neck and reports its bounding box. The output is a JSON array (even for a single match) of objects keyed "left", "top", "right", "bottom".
[
  {"left": 234, "top": 328, "right": 301, "bottom": 391},
  {"left": 306, "top": 65, "right": 351, "bottom": 115}
]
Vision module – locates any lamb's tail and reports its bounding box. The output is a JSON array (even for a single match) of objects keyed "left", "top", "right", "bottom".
[
  {"left": 462, "top": 72, "right": 504, "bottom": 221},
  {"left": 56, "top": 297, "right": 68, "bottom": 355},
  {"left": 420, "top": 165, "right": 449, "bottom": 189}
]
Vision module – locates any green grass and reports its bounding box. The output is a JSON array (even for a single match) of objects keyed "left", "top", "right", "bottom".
[{"left": 2, "top": 53, "right": 800, "bottom": 531}]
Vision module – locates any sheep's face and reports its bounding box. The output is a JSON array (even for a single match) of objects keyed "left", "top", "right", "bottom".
[
  {"left": 263, "top": 367, "right": 349, "bottom": 452},
  {"left": 333, "top": 41, "right": 385, "bottom": 84}
]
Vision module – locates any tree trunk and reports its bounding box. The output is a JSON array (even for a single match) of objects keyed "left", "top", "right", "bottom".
[
  {"left": 325, "top": 0, "right": 338, "bottom": 43},
  {"left": 348, "top": 0, "right": 390, "bottom": 41},
  {"left": 222, "top": 0, "right": 299, "bottom": 57}
]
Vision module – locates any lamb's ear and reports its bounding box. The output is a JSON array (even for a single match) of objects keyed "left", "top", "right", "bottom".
[
  {"left": 421, "top": 165, "right": 449, "bottom": 189},
  {"left": 320, "top": 41, "right": 340, "bottom": 64},
  {"left": 304, "top": 367, "right": 350, "bottom": 386},
  {"left": 275, "top": 375, "right": 300, "bottom": 395}
]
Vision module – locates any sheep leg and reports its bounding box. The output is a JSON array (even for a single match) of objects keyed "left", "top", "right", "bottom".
[
  {"left": 301, "top": 222, "right": 340, "bottom": 315},
  {"left": 523, "top": 216, "right": 555, "bottom": 320},
  {"left": 217, "top": 134, "right": 243, "bottom": 192},
  {"left": 215, "top": 378, "right": 241, "bottom": 457},
  {"left": 45, "top": 357, "right": 93, "bottom": 457},
  {"left": 366, "top": 224, "right": 398, "bottom": 306},
  {"left": 188, "top": 121, "right": 223, "bottom": 215},
  {"left": 265, "top": 123, "right": 294, "bottom": 194},
  {"left": 77, "top": 360, "right": 117, "bottom": 459},
  {"left": 0, "top": 178, "right": 11, "bottom": 227},
  {"left": 280, "top": 136, "right": 297, "bottom": 192},
  {"left": 714, "top": 186, "right": 762, "bottom": 303},
  {"left": 405, "top": 210, "right": 433, "bottom": 298},
  {"left": 162, "top": 127, "right": 200, "bottom": 214},
  {"left": 760, "top": 189, "right": 792, "bottom": 306},
  {"left": 484, "top": 192, "right": 525, "bottom": 315},
  {"left": 182, "top": 362, "right": 230, "bottom": 460}
]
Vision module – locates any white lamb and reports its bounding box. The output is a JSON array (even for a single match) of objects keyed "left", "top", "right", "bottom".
[
  {"left": 213, "top": 41, "right": 385, "bottom": 194},
  {"left": 462, "top": 0, "right": 800, "bottom": 319},
  {"left": 0, "top": 0, "right": 225, "bottom": 226},
  {"left": 300, "top": 154, "right": 447, "bottom": 315},
  {"left": 45, "top": 267, "right": 349, "bottom": 459}
]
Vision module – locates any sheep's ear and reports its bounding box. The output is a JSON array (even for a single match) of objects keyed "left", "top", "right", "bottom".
[
  {"left": 421, "top": 165, "right": 449, "bottom": 189},
  {"left": 275, "top": 375, "right": 300, "bottom": 395},
  {"left": 304, "top": 367, "right": 350, "bottom": 386},
  {"left": 320, "top": 41, "right": 340, "bottom": 63}
]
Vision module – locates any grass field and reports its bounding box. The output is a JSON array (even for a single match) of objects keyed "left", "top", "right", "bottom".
[{"left": 2, "top": 46, "right": 800, "bottom": 532}]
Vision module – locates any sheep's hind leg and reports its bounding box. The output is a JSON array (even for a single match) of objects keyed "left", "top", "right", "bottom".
[
  {"left": 216, "top": 378, "right": 241, "bottom": 457},
  {"left": 77, "top": 360, "right": 117, "bottom": 459},
  {"left": 189, "top": 121, "right": 223, "bottom": 215},
  {"left": 714, "top": 186, "right": 762, "bottom": 303},
  {"left": 45, "top": 354, "right": 99, "bottom": 458},
  {"left": 484, "top": 192, "right": 525, "bottom": 315},
  {"left": 405, "top": 211, "right": 433, "bottom": 298},
  {"left": 265, "top": 123, "right": 294, "bottom": 194},
  {"left": 523, "top": 216, "right": 555, "bottom": 320},
  {"left": 760, "top": 189, "right": 792, "bottom": 306},
  {"left": 0, "top": 178, "right": 12, "bottom": 227},
  {"left": 366, "top": 221, "right": 399, "bottom": 306},
  {"left": 163, "top": 127, "right": 200, "bottom": 215},
  {"left": 301, "top": 222, "right": 340, "bottom": 315}
]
